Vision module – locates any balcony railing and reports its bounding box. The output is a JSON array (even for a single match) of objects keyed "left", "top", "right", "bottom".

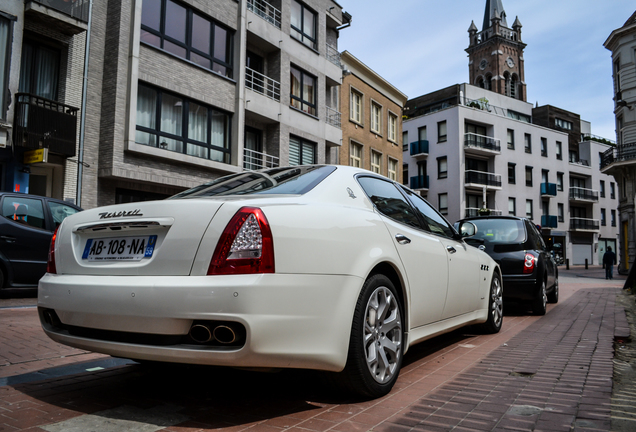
[
  {"left": 410, "top": 140, "right": 429, "bottom": 156},
  {"left": 541, "top": 183, "right": 557, "bottom": 196},
  {"left": 243, "top": 148, "right": 279, "bottom": 171},
  {"left": 465, "top": 170, "right": 502, "bottom": 188},
  {"left": 325, "top": 106, "right": 341, "bottom": 128},
  {"left": 464, "top": 133, "right": 501, "bottom": 153},
  {"left": 465, "top": 208, "right": 503, "bottom": 218},
  {"left": 28, "top": 0, "right": 90, "bottom": 23},
  {"left": 569, "top": 187, "right": 599, "bottom": 202},
  {"left": 541, "top": 215, "right": 558, "bottom": 228},
  {"left": 462, "top": 96, "right": 531, "bottom": 123},
  {"left": 569, "top": 157, "right": 590, "bottom": 167},
  {"left": 13, "top": 93, "right": 78, "bottom": 157},
  {"left": 326, "top": 44, "right": 341, "bottom": 67},
  {"left": 570, "top": 218, "right": 599, "bottom": 231},
  {"left": 601, "top": 142, "right": 636, "bottom": 169},
  {"left": 247, "top": 0, "right": 281, "bottom": 29},
  {"left": 245, "top": 67, "right": 280, "bottom": 102},
  {"left": 410, "top": 175, "right": 429, "bottom": 190}
]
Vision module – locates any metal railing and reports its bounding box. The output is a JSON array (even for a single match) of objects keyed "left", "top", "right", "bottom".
[
  {"left": 464, "top": 133, "right": 501, "bottom": 152},
  {"left": 410, "top": 140, "right": 429, "bottom": 156},
  {"left": 465, "top": 208, "right": 503, "bottom": 217},
  {"left": 462, "top": 96, "right": 531, "bottom": 123},
  {"left": 13, "top": 93, "right": 78, "bottom": 156},
  {"left": 28, "top": 0, "right": 90, "bottom": 22},
  {"left": 569, "top": 187, "right": 599, "bottom": 202},
  {"left": 326, "top": 44, "right": 341, "bottom": 67},
  {"left": 465, "top": 170, "right": 502, "bottom": 188},
  {"left": 247, "top": 0, "right": 281, "bottom": 29},
  {"left": 569, "top": 157, "right": 590, "bottom": 167},
  {"left": 245, "top": 67, "right": 280, "bottom": 102},
  {"left": 410, "top": 175, "right": 429, "bottom": 190},
  {"left": 570, "top": 218, "right": 599, "bottom": 231},
  {"left": 581, "top": 134, "right": 615, "bottom": 146},
  {"left": 243, "top": 148, "right": 279, "bottom": 171},
  {"left": 325, "top": 106, "right": 341, "bottom": 128},
  {"left": 601, "top": 142, "right": 636, "bottom": 169}
]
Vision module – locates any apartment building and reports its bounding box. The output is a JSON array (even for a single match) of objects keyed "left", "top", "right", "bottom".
[
  {"left": 0, "top": 0, "right": 89, "bottom": 199},
  {"left": 601, "top": 10, "right": 636, "bottom": 274},
  {"left": 402, "top": 84, "right": 618, "bottom": 266},
  {"left": 339, "top": 50, "right": 407, "bottom": 182}
]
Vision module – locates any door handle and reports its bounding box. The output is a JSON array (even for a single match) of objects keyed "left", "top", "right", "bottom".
[
  {"left": 0, "top": 236, "right": 15, "bottom": 243},
  {"left": 395, "top": 234, "right": 411, "bottom": 245},
  {"left": 446, "top": 245, "right": 457, "bottom": 254}
]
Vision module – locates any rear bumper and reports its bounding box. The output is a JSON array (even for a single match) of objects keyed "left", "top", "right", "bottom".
[
  {"left": 38, "top": 273, "right": 363, "bottom": 372},
  {"left": 502, "top": 275, "right": 539, "bottom": 301}
]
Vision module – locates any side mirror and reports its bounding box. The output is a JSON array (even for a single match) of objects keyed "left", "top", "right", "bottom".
[{"left": 459, "top": 221, "right": 477, "bottom": 238}]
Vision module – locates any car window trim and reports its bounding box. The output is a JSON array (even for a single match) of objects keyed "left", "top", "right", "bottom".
[{"left": 398, "top": 184, "right": 463, "bottom": 241}]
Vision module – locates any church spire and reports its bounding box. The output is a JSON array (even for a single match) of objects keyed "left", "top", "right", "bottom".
[{"left": 482, "top": 0, "right": 508, "bottom": 31}]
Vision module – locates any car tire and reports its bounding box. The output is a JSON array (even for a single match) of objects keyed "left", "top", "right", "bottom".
[
  {"left": 479, "top": 271, "right": 503, "bottom": 334},
  {"left": 547, "top": 276, "right": 559, "bottom": 304},
  {"left": 332, "top": 273, "right": 404, "bottom": 399},
  {"left": 532, "top": 279, "right": 547, "bottom": 316}
]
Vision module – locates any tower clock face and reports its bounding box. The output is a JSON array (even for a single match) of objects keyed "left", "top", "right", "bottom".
[
  {"left": 479, "top": 59, "right": 488, "bottom": 70},
  {"left": 506, "top": 57, "right": 515, "bottom": 68}
]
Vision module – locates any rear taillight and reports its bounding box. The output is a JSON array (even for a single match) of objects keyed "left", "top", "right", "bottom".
[
  {"left": 523, "top": 253, "right": 536, "bottom": 274},
  {"left": 207, "top": 207, "right": 274, "bottom": 275},
  {"left": 47, "top": 227, "right": 58, "bottom": 274}
]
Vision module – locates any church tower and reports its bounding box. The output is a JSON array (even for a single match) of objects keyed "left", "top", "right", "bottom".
[{"left": 466, "top": 0, "right": 527, "bottom": 101}]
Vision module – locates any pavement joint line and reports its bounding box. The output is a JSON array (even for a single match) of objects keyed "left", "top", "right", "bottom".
[{"left": 0, "top": 305, "right": 37, "bottom": 310}]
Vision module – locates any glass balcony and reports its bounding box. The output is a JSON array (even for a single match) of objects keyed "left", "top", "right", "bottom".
[
  {"left": 27, "top": 0, "right": 90, "bottom": 23},
  {"left": 541, "top": 183, "right": 557, "bottom": 196},
  {"left": 569, "top": 187, "right": 599, "bottom": 202},
  {"left": 13, "top": 93, "right": 78, "bottom": 157},
  {"left": 410, "top": 175, "right": 429, "bottom": 190},
  {"left": 465, "top": 170, "right": 502, "bottom": 188},
  {"left": 464, "top": 133, "right": 501, "bottom": 153},
  {"left": 541, "top": 215, "right": 558, "bottom": 228},
  {"left": 410, "top": 140, "right": 429, "bottom": 157}
]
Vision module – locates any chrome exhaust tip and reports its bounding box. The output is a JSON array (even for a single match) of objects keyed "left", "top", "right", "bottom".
[
  {"left": 213, "top": 325, "right": 237, "bottom": 344},
  {"left": 189, "top": 324, "right": 213, "bottom": 343}
]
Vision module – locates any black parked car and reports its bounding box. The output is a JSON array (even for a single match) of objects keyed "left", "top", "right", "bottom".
[
  {"left": 457, "top": 216, "right": 558, "bottom": 315},
  {"left": 0, "top": 192, "right": 81, "bottom": 291}
]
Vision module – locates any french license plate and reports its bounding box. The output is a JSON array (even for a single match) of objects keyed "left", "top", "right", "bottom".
[{"left": 82, "top": 235, "right": 157, "bottom": 261}]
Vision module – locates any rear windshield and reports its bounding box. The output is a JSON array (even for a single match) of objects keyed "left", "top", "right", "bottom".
[
  {"left": 169, "top": 165, "right": 336, "bottom": 198},
  {"left": 468, "top": 219, "right": 526, "bottom": 245}
]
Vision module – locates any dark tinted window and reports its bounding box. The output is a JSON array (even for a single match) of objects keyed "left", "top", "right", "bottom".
[
  {"left": 402, "top": 187, "right": 455, "bottom": 238},
  {"left": 467, "top": 219, "right": 526, "bottom": 245},
  {"left": 2, "top": 197, "right": 45, "bottom": 229},
  {"left": 357, "top": 177, "right": 420, "bottom": 229},
  {"left": 526, "top": 221, "right": 546, "bottom": 250},
  {"left": 171, "top": 166, "right": 335, "bottom": 198}
]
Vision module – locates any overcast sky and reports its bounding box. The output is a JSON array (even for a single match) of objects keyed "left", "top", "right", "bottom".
[{"left": 338, "top": 0, "right": 634, "bottom": 141}]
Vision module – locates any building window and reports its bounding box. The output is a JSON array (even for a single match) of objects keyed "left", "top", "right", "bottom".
[
  {"left": 437, "top": 157, "right": 447, "bottom": 179},
  {"left": 350, "top": 89, "right": 362, "bottom": 124},
  {"left": 601, "top": 208, "right": 606, "bottom": 226},
  {"left": 289, "top": 135, "right": 315, "bottom": 165},
  {"left": 402, "top": 164, "right": 408, "bottom": 186},
  {"left": 388, "top": 112, "right": 398, "bottom": 143},
  {"left": 507, "top": 129, "right": 514, "bottom": 149},
  {"left": 371, "top": 150, "right": 382, "bottom": 173},
  {"left": 140, "top": 0, "right": 233, "bottom": 77},
  {"left": 371, "top": 102, "right": 382, "bottom": 134},
  {"left": 611, "top": 182, "right": 616, "bottom": 199},
  {"left": 290, "top": 0, "right": 316, "bottom": 49},
  {"left": 524, "top": 133, "right": 531, "bottom": 153},
  {"left": 541, "top": 138, "right": 547, "bottom": 157},
  {"left": 0, "top": 15, "right": 12, "bottom": 120},
  {"left": 290, "top": 65, "right": 316, "bottom": 116},
  {"left": 508, "top": 163, "right": 516, "bottom": 184},
  {"left": 600, "top": 180, "right": 605, "bottom": 198},
  {"left": 508, "top": 197, "right": 516, "bottom": 216},
  {"left": 557, "top": 172, "right": 564, "bottom": 191},
  {"left": 558, "top": 203, "right": 564, "bottom": 222},
  {"left": 525, "top": 166, "right": 533, "bottom": 187},
  {"left": 526, "top": 200, "right": 533, "bottom": 219},
  {"left": 555, "top": 118, "right": 573, "bottom": 130},
  {"left": 402, "top": 131, "right": 408, "bottom": 152},
  {"left": 439, "top": 193, "right": 448, "bottom": 215},
  {"left": 350, "top": 142, "right": 362, "bottom": 167},
  {"left": 556, "top": 141, "right": 562, "bottom": 160},
  {"left": 135, "top": 83, "right": 231, "bottom": 163},
  {"left": 611, "top": 209, "right": 616, "bottom": 227},
  {"left": 388, "top": 158, "right": 398, "bottom": 181},
  {"left": 438, "top": 121, "right": 447, "bottom": 143}
]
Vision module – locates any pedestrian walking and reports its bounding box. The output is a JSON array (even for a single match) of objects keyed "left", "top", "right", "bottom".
[{"left": 603, "top": 246, "right": 617, "bottom": 280}]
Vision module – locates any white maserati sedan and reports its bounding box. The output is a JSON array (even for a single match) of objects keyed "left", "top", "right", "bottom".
[{"left": 38, "top": 165, "right": 502, "bottom": 398}]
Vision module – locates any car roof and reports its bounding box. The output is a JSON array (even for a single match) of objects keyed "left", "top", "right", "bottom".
[
  {"left": 0, "top": 192, "right": 82, "bottom": 209},
  {"left": 459, "top": 215, "right": 528, "bottom": 223}
]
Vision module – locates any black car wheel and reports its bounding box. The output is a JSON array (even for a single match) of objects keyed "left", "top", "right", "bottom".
[
  {"left": 547, "top": 277, "right": 559, "bottom": 304},
  {"left": 480, "top": 272, "right": 503, "bottom": 333},
  {"left": 532, "top": 279, "right": 547, "bottom": 315},
  {"left": 333, "top": 274, "right": 403, "bottom": 398}
]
